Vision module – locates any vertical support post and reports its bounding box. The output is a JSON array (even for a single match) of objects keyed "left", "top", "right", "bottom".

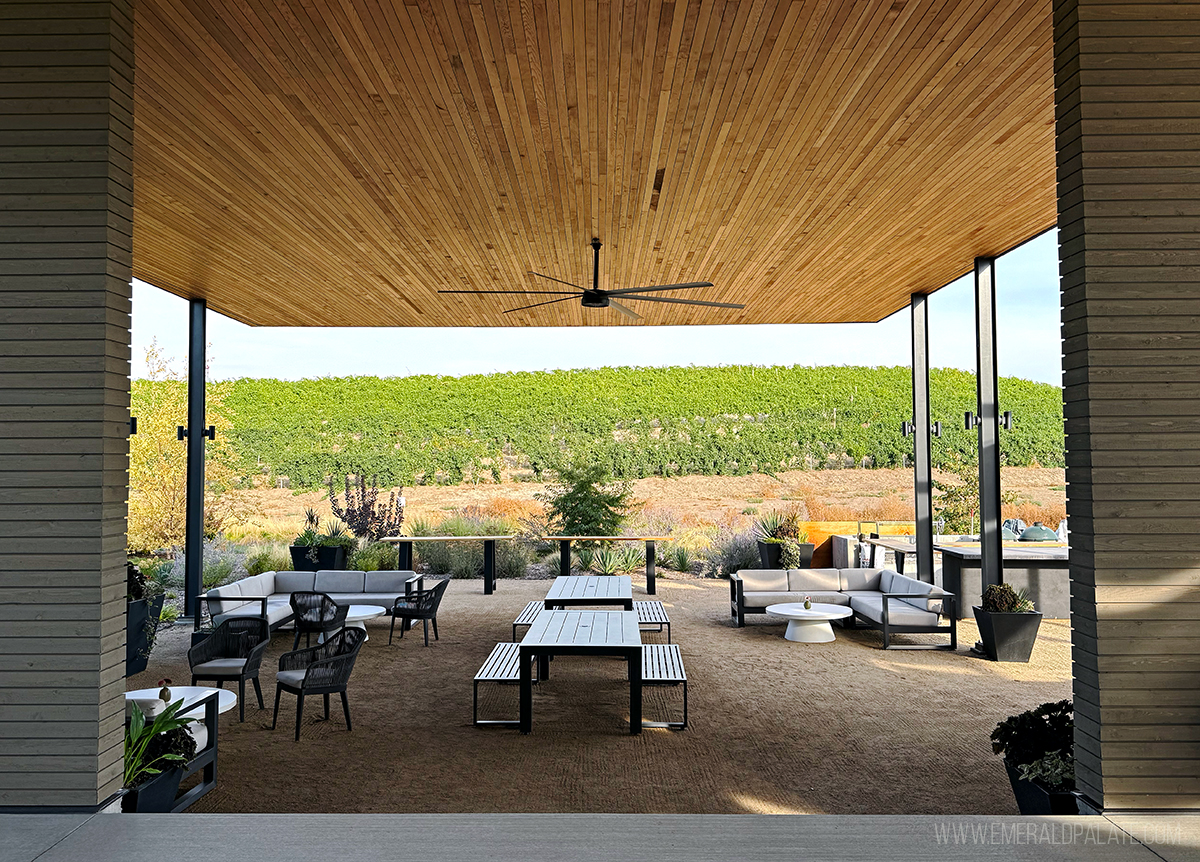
[
  {"left": 560, "top": 539, "right": 571, "bottom": 578},
  {"left": 397, "top": 540, "right": 413, "bottom": 570},
  {"left": 185, "top": 299, "right": 207, "bottom": 626},
  {"left": 974, "top": 257, "right": 1002, "bottom": 590},
  {"left": 910, "top": 294, "right": 934, "bottom": 584},
  {"left": 645, "top": 540, "right": 657, "bottom": 595},
  {"left": 483, "top": 539, "right": 496, "bottom": 595}
]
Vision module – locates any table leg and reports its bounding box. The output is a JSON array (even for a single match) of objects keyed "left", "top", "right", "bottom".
[
  {"left": 896, "top": 550, "right": 905, "bottom": 576},
  {"left": 483, "top": 539, "right": 496, "bottom": 595},
  {"left": 560, "top": 539, "right": 571, "bottom": 577},
  {"left": 398, "top": 540, "right": 413, "bottom": 571},
  {"left": 519, "top": 647, "right": 533, "bottom": 734},
  {"left": 538, "top": 652, "right": 550, "bottom": 680},
  {"left": 629, "top": 650, "right": 642, "bottom": 734},
  {"left": 645, "top": 540, "right": 656, "bottom": 595}
]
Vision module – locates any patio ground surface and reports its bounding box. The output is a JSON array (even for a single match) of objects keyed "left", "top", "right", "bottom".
[{"left": 133, "top": 576, "right": 1073, "bottom": 815}]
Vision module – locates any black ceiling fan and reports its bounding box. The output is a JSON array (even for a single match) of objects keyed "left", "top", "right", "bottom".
[{"left": 438, "top": 238, "right": 745, "bottom": 321}]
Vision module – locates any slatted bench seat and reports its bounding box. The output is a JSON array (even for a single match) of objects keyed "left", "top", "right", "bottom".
[
  {"left": 473, "top": 642, "right": 536, "bottom": 727},
  {"left": 634, "top": 601, "right": 671, "bottom": 642},
  {"left": 512, "top": 601, "right": 542, "bottom": 641},
  {"left": 641, "top": 643, "right": 687, "bottom": 730}
]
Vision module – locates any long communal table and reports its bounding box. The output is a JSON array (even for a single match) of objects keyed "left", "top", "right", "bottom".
[
  {"left": 543, "top": 536, "right": 672, "bottom": 595},
  {"left": 381, "top": 535, "right": 516, "bottom": 594},
  {"left": 543, "top": 575, "right": 633, "bottom": 610},
  {"left": 518, "top": 609, "right": 643, "bottom": 735}
]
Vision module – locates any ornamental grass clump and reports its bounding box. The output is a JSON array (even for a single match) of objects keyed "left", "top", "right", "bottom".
[{"left": 982, "top": 583, "right": 1035, "bottom": 613}]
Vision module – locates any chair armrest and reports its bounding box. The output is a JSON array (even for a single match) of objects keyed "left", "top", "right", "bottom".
[
  {"left": 881, "top": 591, "right": 956, "bottom": 617},
  {"left": 331, "top": 604, "right": 349, "bottom": 625},
  {"left": 187, "top": 634, "right": 220, "bottom": 668},
  {"left": 729, "top": 573, "right": 744, "bottom": 603},
  {"left": 405, "top": 574, "right": 424, "bottom": 597},
  {"left": 302, "top": 653, "right": 359, "bottom": 688},
  {"left": 243, "top": 637, "right": 271, "bottom": 675}
]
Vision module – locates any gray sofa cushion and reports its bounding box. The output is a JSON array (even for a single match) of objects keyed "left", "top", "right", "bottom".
[
  {"left": 364, "top": 571, "right": 419, "bottom": 595},
  {"left": 839, "top": 568, "right": 884, "bottom": 591},
  {"left": 850, "top": 595, "right": 939, "bottom": 627},
  {"left": 206, "top": 582, "right": 245, "bottom": 616},
  {"left": 192, "top": 658, "right": 247, "bottom": 676},
  {"left": 214, "top": 598, "right": 292, "bottom": 628},
  {"left": 885, "top": 572, "right": 947, "bottom": 614},
  {"left": 275, "top": 571, "right": 316, "bottom": 594},
  {"left": 737, "top": 569, "right": 788, "bottom": 592},
  {"left": 743, "top": 591, "right": 848, "bottom": 609},
  {"left": 787, "top": 568, "right": 840, "bottom": 591},
  {"left": 314, "top": 570, "right": 366, "bottom": 594}
]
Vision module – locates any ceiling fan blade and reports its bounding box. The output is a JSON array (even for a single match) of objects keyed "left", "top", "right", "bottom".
[
  {"left": 608, "top": 299, "right": 643, "bottom": 321},
  {"left": 502, "top": 296, "right": 579, "bottom": 313},
  {"left": 527, "top": 271, "right": 584, "bottom": 291},
  {"left": 606, "top": 281, "right": 714, "bottom": 297},
  {"left": 438, "top": 289, "right": 579, "bottom": 295},
  {"left": 619, "top": 295, "right": 745, "bottom": 309}
]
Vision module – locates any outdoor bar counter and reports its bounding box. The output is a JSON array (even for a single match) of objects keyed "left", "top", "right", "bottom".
[{"left": 937, "top": 542, "right": 1069, "bottom": 619}]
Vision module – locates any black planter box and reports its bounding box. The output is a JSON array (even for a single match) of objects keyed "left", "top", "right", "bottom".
[
  {"left": 974, "top": 606, "right": 1042, "bottom": 662},
  {"left": 794, "top": 542, "right": 816, "bottom": 568},
  {"left": 1004, "top": 761, "right": 1078, "bottom": 815},
  {"left": 757, "top": 541, "right": 782, "bottom": 569},
  {"left": 289, "top": 545, "right": 347, "bottom": 572},
  {"left": 126, "top": 594, "right": 165, "bottom": 676},
  {"left": 122, "top": 766, "right": 184, "bottom": 813}
]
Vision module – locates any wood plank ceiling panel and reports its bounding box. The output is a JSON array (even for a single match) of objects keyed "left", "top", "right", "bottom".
[{"left": 132, "top": 0, "right": 1057, "bottom": 327}]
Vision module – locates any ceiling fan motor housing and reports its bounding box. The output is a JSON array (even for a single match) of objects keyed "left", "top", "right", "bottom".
[{"left": 581, "top": 289, "right": 610, "bottom": 308}]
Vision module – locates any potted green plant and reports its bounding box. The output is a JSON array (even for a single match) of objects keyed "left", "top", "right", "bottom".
[
  {"left": 991, "top": 700, "right": 1078, "bottom": 814},
  {"left": 289, "top": 509, "right": 357, "bottom": 572},
  {"left": 754, "top": 510, "right": 814, "bottom": 569},
  {"left": 973, "top": 583, "right": 1042, "bottom": 662},
  {"left": 122, "top": 699, "right": 197, "bottom": 813},
  {"left": 126, "top": 562, "right": 165, "bottom": 676}
]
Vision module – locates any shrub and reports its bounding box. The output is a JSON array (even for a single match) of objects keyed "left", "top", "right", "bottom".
[
  {"left": 159, "top": 605, "right": 180, "bottom": 625},
  {"left": 982, "top": 583, "right": 1035, "bottom": 613},
  {"left": 538, "top": 463, "right": 632, "bottom": 537},
  {"left": 202, "top": 559, "right": 234, "bottom": 589},
  {"left": 410, "top": 511, "right": 529, "bottom": 579},
  {"left": 327, "top": 474, "right": 405, "bottom": 541},
  {"left": 992, "top": 700, "right": 1074, "bottom": 785},
  {"left": 574, "top": 546, "right": 595, "bottom": 572},
  {"left": 348, "top": 541, "right": 399, "bottom": 572},
  {"left": 245, "top": 546, "right": 292, "bottom": 575},
  {"left": 701, "top": 528, "right": 760, "bottom": 578}
]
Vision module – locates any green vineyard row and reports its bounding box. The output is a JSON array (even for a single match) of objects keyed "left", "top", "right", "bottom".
[{"left": 134, "top": 366, "right": 1064, "bottom": 487}]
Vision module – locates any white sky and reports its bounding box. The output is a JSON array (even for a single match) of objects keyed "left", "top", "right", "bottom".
[{"left": 131, "top": 230, "right": 1063, "bottom": 385}]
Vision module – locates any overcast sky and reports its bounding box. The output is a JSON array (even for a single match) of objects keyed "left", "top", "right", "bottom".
[{"left": 131, "top": 230, "right": 1062, "bottom": 385}]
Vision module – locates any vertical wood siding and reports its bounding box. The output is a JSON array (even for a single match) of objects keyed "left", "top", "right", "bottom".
[
  {"left": 0, "top": 0, "right": 133, "bottom": 807},
  {"left": 1056, "top": 0, "right": 1200, "bottom": 811}
]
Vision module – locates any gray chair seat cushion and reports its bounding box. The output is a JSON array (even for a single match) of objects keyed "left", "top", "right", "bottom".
[
  {"left": 276, "top": 669, "right": 307, "bottom": 688},
  {"left": 192, "top": 658, "right": 248, "bottom": 676},
  {"left": 850, "top": 596, "right": 939, "bottom": 627},
  {"left": 743, "top": 591, "right": 848, "bottom": 609}
]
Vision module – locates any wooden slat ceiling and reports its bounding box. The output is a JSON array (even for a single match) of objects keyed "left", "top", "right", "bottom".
[{"left": 133, "top": 0, "right": 1056, "bottom": 327}]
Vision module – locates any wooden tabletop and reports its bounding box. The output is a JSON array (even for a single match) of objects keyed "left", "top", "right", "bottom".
[
  {"left": 545, "top": 575, "right": 633, "bottom": 603},
  {"left": 520, "top": 610, "right": 641, "bottom": 650},
  {"left": 543, "top": 536, "right": 673, "bottom": 541},
  {"left": 381, "top": 535, "right": 518, "bottom": 542}
]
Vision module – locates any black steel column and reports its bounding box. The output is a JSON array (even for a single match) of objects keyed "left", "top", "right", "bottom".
[
  {"left": 911, "top": 294, "right": 934, "bottom": 584},
  {"left": 483, "top": 539, "right": 496, "bottom": 595},
  {"left": 645, "top": 541, "right": 657, "bottom": 595},
  {"left": 184, "top": 298, "right": 206, "bottom": 626},
  {"left": 974, "top": 258, "right": 1003, "bottom": 589},
  {"left": 560, "top": 540, "right": 571, "bottom": 577}
]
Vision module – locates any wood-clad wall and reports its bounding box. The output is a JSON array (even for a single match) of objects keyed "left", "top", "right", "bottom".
[
  {"left": 0, "top": 0, "right": 132, "bottom": 807},
  {"left": 1056, "top": 0, "right": 1200, "bottom": 811}
]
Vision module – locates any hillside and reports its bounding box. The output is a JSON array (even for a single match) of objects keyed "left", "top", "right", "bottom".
[{"left": 134, "top": 365, "right": 1064, "bottom": 487}]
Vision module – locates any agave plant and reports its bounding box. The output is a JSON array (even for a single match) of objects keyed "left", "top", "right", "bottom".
[
  {"left": 592, "top": 548, "right": 622, "bottom": 576},
  {"left": 668, "top": 545, "right": 692, "bottom": 573}
]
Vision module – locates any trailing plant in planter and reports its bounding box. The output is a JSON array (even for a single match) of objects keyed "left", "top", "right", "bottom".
[
  {"left": 753, "top": 509, "right": 814, "bottom": 568},
  {"left": 991, "top": 700, "right": 1077, "bottom": 815},
  {"left": 973, "top": 583, "right": 1042, "bottom": 662},
  {"left": 126, "top": 562, "right": 165, "bottom": 676},
  {"left": 122, "top": 699, "right": 197, "bottom": 813},
  {"left": 290, "top": 509, "right": 358, "bottom": 571}
]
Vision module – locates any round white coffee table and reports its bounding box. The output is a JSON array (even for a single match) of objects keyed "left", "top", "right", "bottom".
[
  {"left": 765, "top": 603, "right": 853, "bottom": 643},
  {"left": 126, "top": 686, "right": 237, "bottom": 716},
  {"left": 318, "top": 604, "right": 387, "bottom": 643}
]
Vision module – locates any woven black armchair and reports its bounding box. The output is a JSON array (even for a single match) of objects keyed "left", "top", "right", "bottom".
[
  {"left": 272, "top": 627, "right": 366, "bottom": 741},
  {"left": 288, "top": 591, "right": 349, "bottom": 650},
  {"left": 386, "top": 577, "right": 450, "bottom": 646},
  {"left": 187, "top": 617, "right": 270, "bottom": 721}
]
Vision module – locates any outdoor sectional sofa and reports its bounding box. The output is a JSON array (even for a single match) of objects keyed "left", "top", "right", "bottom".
[
  {"left": 729, "top": 567, "right": 957, "bottom": 650},
  {"left": 205, "top": 570, "right": 422, "bottom": 629}
]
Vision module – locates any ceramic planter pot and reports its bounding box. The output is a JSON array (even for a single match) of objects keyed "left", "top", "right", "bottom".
[
  {"left": 794, "top": 542, "right": 816, "bottom": 568},
  {"left": 1004, "top": 761, "right": 1078, "bottom": 815},
  {"left": 121, "top": 766, "right": 184, "bottom": 813},
  {"left": 974, "top": 606, "right": 1042, "bottom": 662},
  {"left": 289, "top": 545, "right": 347, "bottom": 572},
  {"left": 757, "top": 541, "right": 782, "bottom": 569},
  {"left": 126, "top": 594, "right": 165, "bottom": 676}
]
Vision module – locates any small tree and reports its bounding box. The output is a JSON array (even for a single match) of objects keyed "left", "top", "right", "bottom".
[
  {"left": 537, "top": 463, "right": 632, "bottom": 537},
  {"left": 933, "top": 450, "right": 1017, "bottom": 534},
  {"left": 327, "top": 474, "right": 405, "bottom": 542}
]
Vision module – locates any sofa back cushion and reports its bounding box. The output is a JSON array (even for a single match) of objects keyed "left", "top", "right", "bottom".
[
  {"left": 839, "top": 568, "right": 884, "bottom": 591},
  {"left": 737, "top": 569, "right": 789, "bottom": 592},
  {"left": 787, "top": 568, "right": 840, "bottom": 592},
  {"left": 239, "top": 573, "right": 274, "bottom": 597},
  {"left": 886, "top": 571, "right": 946, "bottom": 614},
  {"left": 314, "top": 570, "right": 366, "bottom": 594},
  {"left": 275, "top": 571, "right": 316, "bottom": 595},
  {"left": 206, "top": 581, "right": 244, "bottom": 615},
  {"left": 364, "top": 571, "right": 417, "bottom": 596}
]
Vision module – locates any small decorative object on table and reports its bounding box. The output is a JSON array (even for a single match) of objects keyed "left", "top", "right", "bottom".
[
  {"left": 157, "top": 678, "right": 172, "bottom": 702},
  {"left": 803, "top": 595, "right": 812, "bottom": 610}
]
